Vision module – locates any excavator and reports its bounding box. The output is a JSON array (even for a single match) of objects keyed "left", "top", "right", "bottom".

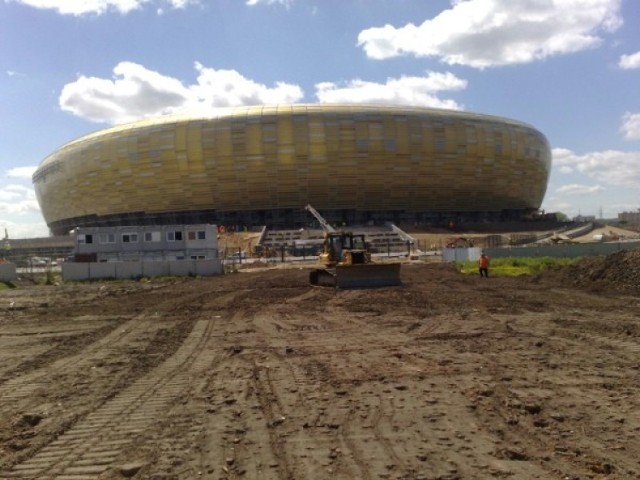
[{"left": 305, "top": 205, "right": 401, "bottom": 288}]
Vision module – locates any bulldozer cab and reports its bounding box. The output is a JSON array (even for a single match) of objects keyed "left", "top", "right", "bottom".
[{"left": 326, "top": 232, "right": 368, "bottom": 264}]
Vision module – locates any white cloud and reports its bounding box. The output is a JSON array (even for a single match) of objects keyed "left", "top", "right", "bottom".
[
  {"left": 556, "top": 184, "right": 604, "bottom": 195},
  {"left": 6, "top": 166, "right": 38, "bottom": 179},
  {"left": 621, "top": 112, "right": 640, "bottom": 140},
  {"left": 358, "top": 0, "right": 622, "bottom": 68},
  {"left": 546, "top": 201, "right": 573, "bottom": 213},
  {"left": 59, "top": 61, "right": 304, "bottom": 124},
  {"left": 619, "top": 51, "right": 640, "bottom": 69},
  {"left": 9, "top": 0, "right": 196, "bottom": 16},
  {"left": 552, "top": 147, "right": 640, "bottom": 188},
  {"left": 0, "top": 184, "right": 40, "bottom": 215},
  {"left": 168, "top": 0, "right": 195, "bottom": 7},
  {"left": 0, "top": 172, "right": 47, "bottom": 238},
  {"left": 0, "top": 219, "right": 49, "bottom": 239},
  {"left": 60, "top": 62, "right": 191, "bottom": 123},
  {"left": 60, "top": 62, "right": 466, "bottom": 124},
  {"left": 0, "top": 169, "right": 42, "bottom": 232},
  {"left": 246, "top": 0, "right": 293, "bottom": 6},
  {"left": 189, "top": 62, "right": 303, "bottom": 110},
  {"left": 315, "top": 72, "right": 466, "bottom": 109}
]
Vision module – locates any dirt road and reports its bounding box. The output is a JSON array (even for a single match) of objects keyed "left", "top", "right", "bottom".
[{"left": 0, "top": 254, "right": 639, "bottom": 479}]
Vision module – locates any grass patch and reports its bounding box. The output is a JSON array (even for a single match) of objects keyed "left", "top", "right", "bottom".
[
  {"left": 455, "top": 256, "right": 581, "bottom": 277},
  {"left": 0, "top": 281, "right": 17, "bottom": 290}
]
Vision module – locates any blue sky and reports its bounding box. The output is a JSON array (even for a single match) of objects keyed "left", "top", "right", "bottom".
[{"left": 1, "top": 0, "right": 638, "bottom": 238}]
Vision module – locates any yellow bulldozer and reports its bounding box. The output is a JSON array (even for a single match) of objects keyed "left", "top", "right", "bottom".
[{"left": 305, "top": 205, "right": 401, "bottom": 288}]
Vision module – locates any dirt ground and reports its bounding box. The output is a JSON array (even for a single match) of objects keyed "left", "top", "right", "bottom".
[{"left": 0, "top": 250, "right": 639, "bottom": 480}]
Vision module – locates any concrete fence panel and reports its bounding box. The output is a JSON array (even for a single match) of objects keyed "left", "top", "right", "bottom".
[
  {"left": 115, "top": 261, "right": 143, "bottom": 279},
  {"left": 195, "top": 259, "right": 223, "bottom": 276},
  {"left": 168, "top": 260, "right": 195, "bottom": 276},
  {"left": 442, "top": 247, "right": 482, "bottom": 263},
  {"left": 89, "top": 263, "right": 117, "bottom": 279},
  {"left": 142, "top": 261, "right": 170, "bottom": 277},
  {"left": 62, "top": 262, "right": 90, "bottom": 281},
  {"left": 0, "top": 263, "right": 17, "bottom": 282},
  {"left": 62, "top": 259, "right": 223, "bottom": 281}
]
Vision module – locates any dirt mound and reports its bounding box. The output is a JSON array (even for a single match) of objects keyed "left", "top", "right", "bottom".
[{"left": 548, "top": 248, "right": 640, "bottom": 295}]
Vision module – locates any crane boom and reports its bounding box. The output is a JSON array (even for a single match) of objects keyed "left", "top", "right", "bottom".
[{"left": 304, "top": 204, "right": 336, "bottom": 233}]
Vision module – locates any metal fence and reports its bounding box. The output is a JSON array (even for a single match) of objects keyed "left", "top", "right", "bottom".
[{"left": 442, "top": 241, "right": 640, "bottom": 263}]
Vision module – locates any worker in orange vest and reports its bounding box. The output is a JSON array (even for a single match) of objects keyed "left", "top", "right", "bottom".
[{"left": 478, "top": 253, "right": 490, "bottom": 278}]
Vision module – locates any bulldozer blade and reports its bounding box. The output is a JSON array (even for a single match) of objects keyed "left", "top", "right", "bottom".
[
  {"left": 334, "top": 263, "right": 401, "bottom": 288},
  {"left": 309, "top": 268, "right": 338, "bottom": 287}
]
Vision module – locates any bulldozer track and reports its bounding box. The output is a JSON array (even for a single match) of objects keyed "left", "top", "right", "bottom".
[
  {"left": 339, "top": 405, "right": 372, "bottom": 480},
  {"left": 1, "top": 317, "right": 218, "bottom": 479},
  {"left": 0, "top": 315, "right": 161, "bottom": 420},
  {"left": 370, "top": 395, "right": 405, "bottom": 473}
]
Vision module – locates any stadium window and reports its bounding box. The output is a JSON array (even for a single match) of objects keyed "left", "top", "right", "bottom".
[
  {"left": 187, "top": 231, "right": 196, "bottom": 241},
  {"left": 198, "top": 230, "right": 206, "bottom": 240},
  {"left": 122, "top": 233, "right": 138, "bottom": 243}
]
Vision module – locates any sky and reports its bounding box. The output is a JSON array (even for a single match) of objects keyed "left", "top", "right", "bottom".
[{"left": 1, "top": 0, "right": 639, "bottom": 238}]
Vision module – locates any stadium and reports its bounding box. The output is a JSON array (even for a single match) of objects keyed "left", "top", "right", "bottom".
[{"left": 33, "top": 104, "right": 551, "bottom": 235}]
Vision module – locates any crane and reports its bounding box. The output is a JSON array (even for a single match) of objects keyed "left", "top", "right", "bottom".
[{"left": 304, "top": 204, "right": 336, "bottom": 233}]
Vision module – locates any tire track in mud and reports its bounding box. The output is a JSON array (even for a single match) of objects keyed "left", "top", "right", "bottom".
[
  {"left": 336, "top": 393, "right": 410, "bottom": 479},
  {"left": 293, "top": 302, "right": 494, "bottom": 478},
  {"left": 250, "top": 294, "right": 419, "bottom": 478},
  {"left": 548, "top": 326, "right": 640, "bottom": 355},
  {"left": 339, "top": 407, "right": 371, "bottom": 480},
  {"left": 183, "top": 290, "right": 339, "bottom": 480},
  {"left": 1, "top": 316, "right": 218, "bottom": 479},
  {"left": 338, "top": 394, "right": 407, "bottom": 480},
  {"left": 0, "top": 315, "right": 160, "bottom": 420},
  {"left": 250, "top": 358, "right": 294, "bottom": 479},
  {"left": 175, "top": 309, "right": 298, "bottom": 480},
  {"left": 0, "top": 285, "right": 225, "bottom": 422},
  {"left": 0, "top": 284, "right": 182, "bottom": 410},
  {"left": 0, "top": 286, "right": 242, "bottom": 479},
  {"left": 370, "top": 395, "right": 405, "bottom": 469}
]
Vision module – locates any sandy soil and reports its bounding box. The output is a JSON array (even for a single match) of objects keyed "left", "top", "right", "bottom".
[{"left": 0, "top": 251, "right": 639, "bottom": 480}]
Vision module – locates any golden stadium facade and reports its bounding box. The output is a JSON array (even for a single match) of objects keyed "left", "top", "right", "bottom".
[{"left": 33, "top": 104, "right": 551, "bottom": 235}]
